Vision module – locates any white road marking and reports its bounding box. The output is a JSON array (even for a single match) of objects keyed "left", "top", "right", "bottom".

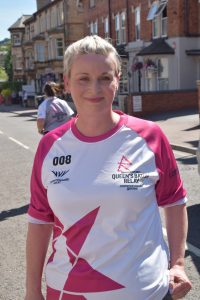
[
  {"left": 9, "top": 137, "right": 29, "bottom": 150},
  {"left": 162, "top": 227, "right": 200, "bottom": 257}
]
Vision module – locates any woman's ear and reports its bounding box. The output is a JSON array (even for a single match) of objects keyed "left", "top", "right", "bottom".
[{"left": 63, "top": 75, "right": 70, "bottom": 93}]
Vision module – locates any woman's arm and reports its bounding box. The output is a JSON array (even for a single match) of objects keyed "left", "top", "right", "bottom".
[
  {"left": 164, "top": 204, "right": 192, "bottom": 299},
  {"left": 25, "top": 223, "right": 53, "bottom": 300},
  {"left": 37, "top": 118, "right": 45, "bottom": 134}
]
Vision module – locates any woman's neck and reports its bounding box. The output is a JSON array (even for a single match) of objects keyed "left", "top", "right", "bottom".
[{"left": 75, "top": 111, "right": 120, "bottom": 137}]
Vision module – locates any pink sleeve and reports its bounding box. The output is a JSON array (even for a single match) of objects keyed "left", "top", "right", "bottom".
[
  {"left": 154, "top": 126, "right": 186, "bottom": 206},
  {"left": 28, "top": 121, "right": 73, "bottom": 221},
  {"left": 144, "top": 123, "right": 186, "bottom": 206},
  {"left": 28, "top": 139, "right": 54, "bottom": 222},
  {"left": 127, "top": 116, "right": 186, "bottom": 206}
]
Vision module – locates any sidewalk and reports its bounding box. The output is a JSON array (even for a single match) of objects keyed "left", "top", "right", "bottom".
[
  {"left": 0, "top": 104, "right": 199, "bottom": 155},
  {"left": 147, "top": 108, "right": 199, "bottom": 155}
]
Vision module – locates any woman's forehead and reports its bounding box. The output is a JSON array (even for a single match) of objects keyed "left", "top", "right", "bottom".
[{"left": 70, "top": 53, "right": 118, "bottom": 74}]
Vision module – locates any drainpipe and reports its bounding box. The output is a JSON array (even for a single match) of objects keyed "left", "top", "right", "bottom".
[
  {"left": 126, "top": 0, "right": 130, "bottom": 43},
  {"left": 108, "top": 0, "right": 112, "bottom": 38},
  {"left": 63, "top": 0, "right": 67, "bottom": 47},
  {"left": 184, "top": 0, "right": 189, "bottom": 36}
]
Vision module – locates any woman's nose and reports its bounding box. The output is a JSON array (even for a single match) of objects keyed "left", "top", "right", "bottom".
[{"left": 90, "top": 80, "right": 101, "bottom": 92}]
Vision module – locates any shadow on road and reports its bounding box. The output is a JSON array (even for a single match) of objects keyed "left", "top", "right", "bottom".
[
  {"left": 146, "top": 108, "right": 199, "bottom": 122},
  {"left": 185, "top": 204, "right": 200, "bottom": 275},
  {"left": 0, "top": 204, "right": 28, "bottom": 222},
  {"left": 9, "top": 111, "right": 37, "bottom": 118},
  {"left": 176, "top": 155, "right": 197, "bottom": 165},
  {"left": 184, "top": 125, "right": 200, "bottom": 131},
  {"left": 187, "top": 204, "right": 200, "bottom": 249}
]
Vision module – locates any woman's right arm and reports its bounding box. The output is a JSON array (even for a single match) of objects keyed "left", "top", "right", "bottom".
[{"left": 25, "top": 223, "right": 53, "bottom": 300}]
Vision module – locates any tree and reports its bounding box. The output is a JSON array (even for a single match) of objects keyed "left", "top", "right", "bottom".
[{"left": 4, "top": 43, "right": 13, "bottom": 81}]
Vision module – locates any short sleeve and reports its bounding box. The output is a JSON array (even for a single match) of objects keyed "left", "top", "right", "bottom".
[
  {"left": 37, "top": 100, "right": 47, "bottom": 119},
  {"left": 154, "top": 127, "right": 187, "bottom": 206},
  {"left": 28, "top": 140, "right": 54, "bottom": 223}
]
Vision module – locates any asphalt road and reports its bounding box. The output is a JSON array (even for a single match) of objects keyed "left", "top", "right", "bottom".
[{"left": 0, "top": 107, "right": 199, "bottom": 300}]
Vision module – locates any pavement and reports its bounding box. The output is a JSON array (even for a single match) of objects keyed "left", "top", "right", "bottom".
[
  {"left": 0, "top": 103, "right": 199, "bottom": 155},
  {"left": 146, "top": 108, "right": 199, "bottom": 155}
]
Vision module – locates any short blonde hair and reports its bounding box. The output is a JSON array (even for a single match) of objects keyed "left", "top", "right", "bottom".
[{"left": 64, "top": 35, "right": 121, "bottom": 77}]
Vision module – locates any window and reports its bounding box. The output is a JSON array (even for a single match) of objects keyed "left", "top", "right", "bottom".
[
  {"left": 12, "top": 33, "right": 21, "bottom": 46},
  {"left": 161, "top": 5, "right": 167, "bottom": 36},
  {"left": 135, "top": 7, "right": 141, "bottom": 40},
  {"left": 89, "top": 0, "right": 95, "bottom": 8},
  {"left": 115, "top": 14, "right": 120, "bottom": 45},
  {"left": 157, "top": 58, "right": 168, "bottom": 90},
  {"left": 121, "top": 12, "right": 126, "bottom": 44},
  {"left": 90, "top": 20, "right": 98, "bottom": 35},
  {"left": 57, "top": 3, "right": 64, "bottom": 26},
  {"left": 115, "top": 12, "right": 126, "bottom": 45},
  {"left": 56, "top": 38, "right": 64, "bottom": 58},
  {"left": 36, "top": 44, "right": 45, "bottom": 62},
  {"left": 147, "top": 1, "right": 168, "bottom": 38},
  {"left": 104, "top": 16, "right": 109, "bottom": 39},
  {"left": 145, "top": 57, "right": 168, "bottom": 91},
  {"left": 119, "top": 61, "right": 128, "bottom": 94},
  {"left": 15, "top": 57, "right": 23, "bottom": 70},
  {"left": 147, "top": 2, "right": 158, "bottom": 21}
]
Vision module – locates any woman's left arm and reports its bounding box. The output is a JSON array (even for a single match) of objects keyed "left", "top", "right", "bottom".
[
  {"left": 164, "top": 204, "right": 192, "bottom": 299},
  {"left": 37, "top": 118, "right": 45, "bottom": 134}
]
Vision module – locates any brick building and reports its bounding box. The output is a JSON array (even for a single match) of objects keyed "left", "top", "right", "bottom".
[
  {"left": 82, "top": 0, "right": 200, "bottom": 114},
  {"left": 8, "top": 0, "right": 200, "bottom": 113},
  {"left": 8, "top": 15, "right": 31, "bottom": 82}
]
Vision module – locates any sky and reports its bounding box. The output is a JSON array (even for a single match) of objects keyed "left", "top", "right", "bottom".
[{"left": 0, "top": 0, "right": 36, "bottom": 40}]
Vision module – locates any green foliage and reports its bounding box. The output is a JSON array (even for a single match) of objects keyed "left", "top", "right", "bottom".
[
  {"left": 0, "top": 81, "right": 22, "bottom": 92},
  {"left": 4, "top": 43, "right": 13, "bottom": 81},
  {"left": 0, "top": 67, "right": 8, "bottom": 81},
  {"left": 1, "top": 88, "right": 12, "bottom": 97}
]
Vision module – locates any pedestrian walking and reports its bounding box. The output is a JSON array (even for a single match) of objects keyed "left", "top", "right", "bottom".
[
  {"left": 25, "top": 35, "right": 192, "bottom": 300},
  {"left": 37, "top": 81, "right": 74, "bottom": 135}
]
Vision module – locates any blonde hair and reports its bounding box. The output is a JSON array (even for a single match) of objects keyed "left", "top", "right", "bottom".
[{"left": 64, "top": 35, "right": 121, "bottom": 77}]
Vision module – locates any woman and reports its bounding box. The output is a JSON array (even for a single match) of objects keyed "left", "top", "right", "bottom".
[
  {"left": 37, "top": 81, "right": 74, "bottom": 134},
  {"left": 25, "top": 35, "right": 191, "bottom": 300}
]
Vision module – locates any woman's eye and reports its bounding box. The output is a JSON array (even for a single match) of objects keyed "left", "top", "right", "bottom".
[
  {"left": 79, "top": 77, "right": 89, "bottom": 81},
  {"left": 101, "top": 76, "right": 111, "bottom": 81}
]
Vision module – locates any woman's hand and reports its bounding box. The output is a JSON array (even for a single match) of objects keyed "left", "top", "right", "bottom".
[{"left": 169, "top": 265, "right": 192, "bottom": 299}]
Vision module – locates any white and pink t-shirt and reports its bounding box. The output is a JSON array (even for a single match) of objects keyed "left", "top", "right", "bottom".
[{"left": 28, "top": 111, "right": 187, "bottom": 300}]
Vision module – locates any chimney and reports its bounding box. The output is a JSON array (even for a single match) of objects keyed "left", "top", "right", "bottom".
[{"left": 36, "top": 0, "right": 52, "bottom": 11}]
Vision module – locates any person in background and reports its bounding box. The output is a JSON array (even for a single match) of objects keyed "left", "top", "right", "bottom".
[
  {"left": 22, "top": 90, "right": 28, "bottom": 107},
  {"left": 37, "top": 81, "right": 74, "bottom": 134},
  {"left": 25, "top": 35, "right": 192, "bottom": 300}
]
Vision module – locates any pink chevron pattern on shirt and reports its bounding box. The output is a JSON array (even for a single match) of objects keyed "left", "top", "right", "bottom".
[{"left": 47, "top": 207, "right": 124, "bottom": 299}]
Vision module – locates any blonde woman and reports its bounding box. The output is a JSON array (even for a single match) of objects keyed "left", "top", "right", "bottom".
[{"left": 25, "top": 36, "right": 191, "bottom": 300}]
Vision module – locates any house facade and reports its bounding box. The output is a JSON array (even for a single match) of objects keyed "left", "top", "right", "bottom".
[
  {"left": 9, "top": 0, "right": 84, "bottom": 93},
  {"left": 82, "top": 0, "right": 199, "bottom": 114},
  {"left": 8, "top": 0, "right": 200, "bottom": 113},
  {"left": 8, "top": 15, "right": 31, "bottom": 82}
]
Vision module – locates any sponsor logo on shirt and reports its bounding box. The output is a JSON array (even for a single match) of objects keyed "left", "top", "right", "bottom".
[
  {"left": 50, "top": 170, "right": 70, "bottom": 184},
  {"left": 112, "top": 156, "right": 149, "bottom": 190}
]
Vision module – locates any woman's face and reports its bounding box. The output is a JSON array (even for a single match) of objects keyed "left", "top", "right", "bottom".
[{"left": 64, "top": 53, "right": 119, "bottom": 114}]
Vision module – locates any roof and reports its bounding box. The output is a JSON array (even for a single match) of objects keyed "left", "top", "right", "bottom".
[
  {"left": 186, "top": 49, "right": 200, "bottom": 56},
  {"left": 137, "top": 38, "right": 175, "bottom": 56},
  {"left": 8, "top": 15, "right": 31, "bottom": 31}
]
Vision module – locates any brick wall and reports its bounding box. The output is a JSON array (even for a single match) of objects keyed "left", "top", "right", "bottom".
[{"left": 127, "top": 90, "right": 198, "bottom": 117}]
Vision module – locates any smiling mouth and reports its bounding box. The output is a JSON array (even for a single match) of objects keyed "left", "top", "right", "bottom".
[{"left": 86, "top": 97, "right": 104, "bottom": 103}]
